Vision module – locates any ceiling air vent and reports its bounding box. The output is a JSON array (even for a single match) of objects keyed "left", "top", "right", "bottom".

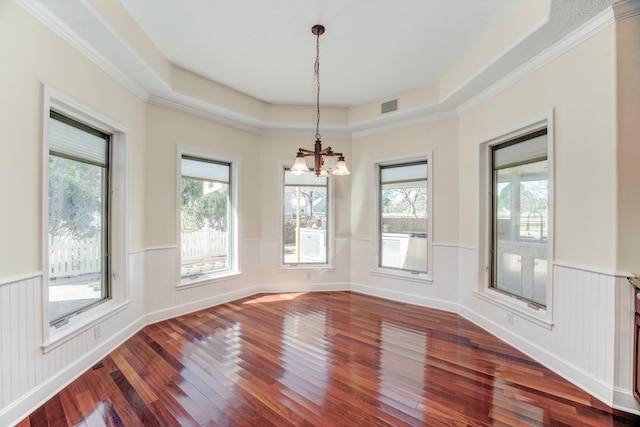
[{"left": 381, "top": 99, "right": 398, "bottom": 114}]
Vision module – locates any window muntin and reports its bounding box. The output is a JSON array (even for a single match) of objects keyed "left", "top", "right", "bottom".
[
  {"left": 379, "top": 161, "right": 428, "bottom": 273},
  {"left": 491, "top": 130, "right": 548, "bottom": 307},
  {"left": 180, "top": 155, "right": 231, "bottom": 280},
  {"left": 48, "top": 111, "right": 110, "bottom": 325},
  {"left": 283, "top": 169, "right": 328, "bottom": 265}
]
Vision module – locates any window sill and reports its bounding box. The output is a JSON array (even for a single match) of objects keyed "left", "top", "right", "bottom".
[
  {"left": 278, "top": 265, "right": 335, "bottom": 272},
  {"left": 42, "top": 299, "right": 131, "bottom": 354},
  {"left": 178, "top": 271, "right": 242, "bottom": 290},
  {"left": 472, "top": 289, "right": 553, "bottom": 330},
  {"left": 370, "top": 268, "right": 433, "bottom": 284}
]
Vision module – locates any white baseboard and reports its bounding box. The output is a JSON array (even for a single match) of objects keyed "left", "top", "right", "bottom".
[
  {"left": 613, "top": 387, "right": 640, "bottom": 415},
  {"left": 351, "top": 281, "right": 458, "bottom": 313},
  {"left": 259, "top": 282, "right": 350, "bottom": 294},
  {"left": 1, "top": 316, "right": 145, "bottom": 427},
  {"left": 145, "top": 286, "right": 259, "bottom": 324},
  {"left": 458, "top": 305, "right": 615, "bottom": 408}
]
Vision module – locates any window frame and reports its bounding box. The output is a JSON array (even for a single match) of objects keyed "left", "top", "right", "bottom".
[
  {"left": 48, "top": 111, "right": 111, "bottom": 326},
  {"left": 477, "top": 113, "right": 554, "bottom": 329},
  {"left": 176, "top": 146, "right": 240, "bottom": 287},
  {"left": 279, "top": 162, "right": 335, "bottom": 269},
  {"left": 372, "top": 153, "right": 433, "bottom": 282},
  {"left": 41, "top": 85, "right": 129, "bottom": 353}
]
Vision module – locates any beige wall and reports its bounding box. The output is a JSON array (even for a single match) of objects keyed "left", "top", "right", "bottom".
[
  {"left": 459, "top": 25, "right": 618, "bottom": 270},
  {"left": 350, "top": 117, "right": 459, "bottom": 244},
  {"left": 257, "top": 135, "right": 352, "bottom": 240},
  {"left": 145, "top": 104, "right": 260, "bottom": 246},
  {"left": 616, "top": 14, "right": 640, "bottom": 275},
  {"left": 0, "top": 2, "right": 147, "bottom": 277}
]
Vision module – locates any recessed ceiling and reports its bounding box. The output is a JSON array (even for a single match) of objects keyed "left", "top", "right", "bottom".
[
  {"left": 118, "top": 0, "right": 525, "bottom": 106},
  {"left": 23, "top": 0, "right": 616, "bottom": 119}
]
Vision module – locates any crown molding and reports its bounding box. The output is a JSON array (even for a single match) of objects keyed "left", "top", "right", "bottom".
[
  {"left": 18, "top": 0, "right": 618, "bottom": 139},
  {"left": 15, "top": 0, "right": 150, "bottom": 100},
  {"left": 351, "top": 106, "right": 458, "bottom": 139},
  {"left": 613, "top": 0, "right": 640, "bottom": 20},
  {"left": 149, "top": 96, "right": 352, "bottom": 139},
  {"left": 458, "top": 7, "right": 615, "bottom": 115}
]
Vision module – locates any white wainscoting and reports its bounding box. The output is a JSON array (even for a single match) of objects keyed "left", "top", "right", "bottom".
[
  {"left": 144, "top": 243, "right": 258, "bottom": 324},
  {"left": 350, "top": 240, "right": 459, "bottom": 312},
  {"left": 0, "top": 251, "right": 146, "bottom": 427},
  {"left": 614, "top": 276, "right": 640, "bottom": 413},
  {"left": 458, "top": 244, "right": 640, "bottom": 415},
  {"left": 4, "top": 240, "right": 640, "bottom": 425}
]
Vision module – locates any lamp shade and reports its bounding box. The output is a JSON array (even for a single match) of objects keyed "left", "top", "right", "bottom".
[
  {"left": 323, "top": 153, "right": 336, "bottom": 171},
  {"left": 333, "top": 157, "right": 350, "bottom": 175},
  {"left": 291, "top": 153, "right": 309, "bottom": 174}
]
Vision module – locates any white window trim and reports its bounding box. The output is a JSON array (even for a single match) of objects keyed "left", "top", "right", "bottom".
[
  {"left": 371, "top": 152, "right": 433, "bottom": 282},
  {"left": 41, "top": 85, "right": 130, "bottom": 353},
  {"left": 278, "top": 161, "right": 335, "bottom": 270},
  {"left": 476, "top": 111, "right": 555, "bottom": 328},
  {"left": 176, "top": 145, "right": 240, "bottom": 287}
]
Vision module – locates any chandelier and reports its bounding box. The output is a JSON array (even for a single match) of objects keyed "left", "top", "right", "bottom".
[{"left": 290, "top": 25, "right": 350, "bottom": 177}]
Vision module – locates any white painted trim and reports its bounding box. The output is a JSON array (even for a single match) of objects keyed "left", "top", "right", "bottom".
[
  {"left": 42, "top": 85, "right": 131, "bottom": 349},
  {"left": 176, "top": 146, "right": 241, "bottom": 286},
  {"left": 459, "top": 8, "right": 615, "bottom": 114},
  {"left": 458, "top": 304, "right": 615, "bottom": 409},
  {"left": 0, "top": 316, "right": 145, "bottom": 427},
  {"left": 370, "top": 152, "right": 434, "bottom": 281},
  {"left": 471, "top": 289, "right": 552, "bottom": 330},
  {"left": 15, "top": 0, "right": 149, "bottom": 101},
  {"left": 145, "top": 286, "right": 257, "bottom": 325},
  {"left": 277, "top": 162, "right": 336, "bottom": 269},
  {"left": 259, "top": 282, "right": 350, "bottom": 294},
  {"left": 350, "top": 283, "right": 458, "bottom": 313},
  {"left": 432, "top": 242, "right": 466, "bottom": 248},
  {"left": 613, "top": 0, "right": 640, "bottom": 20},
  {"left": 42, "top": 300, "right": 131, "bottom": 353},
  {"left": 553, "top": 260, "right": 635, "bottom": 278},
  {"left": 276, "top": 267, "right": 337, "bottom": 274},
  {"left": 368, "top": 269, "right": 433, "bottom": 285},
  {"left": 351, "top": 108, "right": 457, "bottom": 139},
  {"left": 145, "top": 245, "right": 178, "bottom": 252},
  {"left": 0, "top": 271, "right": 42, "bottom": 287},
  {"left": 475, "top": 111, "right": 554, "bottom": 323},
  {"left": 613, "top": 387, "right": 640, "bottom": 415},
  {"left": 18, "top": 0, "right": 616, "bottom": 141},
  {"left": 177, "top": 272, "right": 243, "bottom": 290}
]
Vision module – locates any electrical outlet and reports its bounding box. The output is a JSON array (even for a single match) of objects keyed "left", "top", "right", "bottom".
[
  {"left": 507, "top": 312, "right": 513, "bottom": 325},
  {"left": 94, "top": 324, "right": 103, "bottom": 340}
]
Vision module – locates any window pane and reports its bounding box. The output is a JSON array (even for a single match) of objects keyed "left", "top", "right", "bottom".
[
  {"left": 283, "top": 169, "right": 328, "bottom": 264},
  {"left": 48, "top": 114, "right": 109, "bottom": 324},
  {"left": 181, "top": 157, "right": 230, "bottom": 279},
  {"left": 379, "top": 162, "right": 428, "bottom": 273},
  {"left": 492, "top": 134, "right": 548, "bottom": 306}
]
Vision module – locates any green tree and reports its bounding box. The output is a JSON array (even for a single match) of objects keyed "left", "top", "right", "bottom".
[
  {"left": 181, "top": 178, "right": 228, "bottom": 231},
  {"left": 48, "top": 155, "right": 104, "bottom": 240}
]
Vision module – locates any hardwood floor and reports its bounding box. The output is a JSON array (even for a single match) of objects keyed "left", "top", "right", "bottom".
[{"left": 18, "top": 291, "right": 640, "bottom": 426}]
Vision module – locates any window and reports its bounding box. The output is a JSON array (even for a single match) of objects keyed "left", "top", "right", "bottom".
[
  {"left": 283, "top": 168, "right": 329, "bottom": 265},
  {"left": 378, "top": 160, "right": 429, "bottom": 274},
  {"left": 180, "top": 155, "right": 232, "bottom": 281},
  {"left": 491, "top": 129, "right": 548, "bottom": 307},
  {"left": 48, "top": 111, "right": 110, "bottom": 325}
]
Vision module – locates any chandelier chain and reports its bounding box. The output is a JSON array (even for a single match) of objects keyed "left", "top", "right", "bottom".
[{"left": 315, "top": 28, "right": 321, "bottom": 141}]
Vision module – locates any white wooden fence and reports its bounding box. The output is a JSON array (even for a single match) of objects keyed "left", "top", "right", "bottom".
[
  {"left": 181, "top": 228, "right": 228, "bottom": 261},
  {"left": 49, "top": 228, "right": 228, "bottom": 278},
  {"left": 49, "top": 234, "right": 102, "bottom": 279}
]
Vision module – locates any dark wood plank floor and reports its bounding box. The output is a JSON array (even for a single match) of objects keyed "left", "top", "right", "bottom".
[{"left": 18, "top": 291, "right": 640, "bottom": 426}]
